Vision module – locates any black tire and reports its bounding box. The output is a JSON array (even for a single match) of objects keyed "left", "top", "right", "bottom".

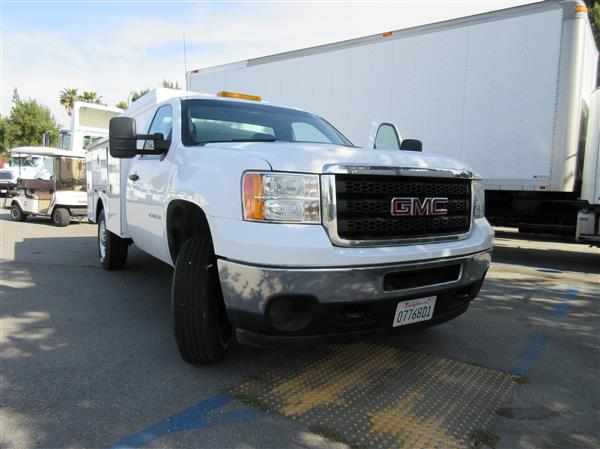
[
  {"left": 98, "top": 209, "right": 128, "bottom": 270},
  {"left": 10, "top": 203, "right": 26, "bottom": 222},
  {"left": 52, "top": 207, "right": 71, "bottom": 227},
  {"left": 172, "top": 234, "right": 233, "bottom": 364}
]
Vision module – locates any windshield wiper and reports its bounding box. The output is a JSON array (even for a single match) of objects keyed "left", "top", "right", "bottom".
[{"left": 199, "top": 138, "right": 278, "bottom": 144}]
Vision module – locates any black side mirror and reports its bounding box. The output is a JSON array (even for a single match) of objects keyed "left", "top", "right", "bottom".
[
  {"left": 109, "top": 117, "right": 137, "bottom": 158},
  {"left": 400, "top": 138, "right": 423, "bottom": 152},
  {"left": 109, "top": 117, "right": 169, "bottom": 159}
]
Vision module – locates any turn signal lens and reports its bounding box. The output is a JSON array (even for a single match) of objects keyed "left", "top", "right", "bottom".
[
  {"left": 242, "top": 172, "right": 321, "bottom": 223},
  {"left": 243, "top": 173, "right": 265, "bottom": 220}
]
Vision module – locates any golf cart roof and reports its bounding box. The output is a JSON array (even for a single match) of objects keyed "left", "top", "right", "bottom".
[{"left": 9, "top": 146, "right": 87, "bottom": 159}]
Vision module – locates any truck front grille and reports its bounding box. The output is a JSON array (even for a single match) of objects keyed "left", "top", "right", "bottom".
[
  {"left": 0, "top": 172, "right": 13, "bottom": 180},
  {"left": 335, "top": 175, "right": 471, "bottom": 241}
]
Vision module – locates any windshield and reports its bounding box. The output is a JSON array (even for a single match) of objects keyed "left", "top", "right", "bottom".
[
  {"left": 9, "top": 156, "right": 41, "bottom": 167},
  {"left": 182, "top": 99, "right": 353, "bottom": 147},
  {"left": 54, "top": 157, "right": 86, "bottom": 190}
]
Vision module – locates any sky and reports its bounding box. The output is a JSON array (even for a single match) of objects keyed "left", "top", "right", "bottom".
[{"left": 0, "top": 0, "right": 535, "bottom": 127}]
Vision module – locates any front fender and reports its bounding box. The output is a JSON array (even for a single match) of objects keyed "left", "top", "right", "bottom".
[{"left": 165, "top": 145, "right": 271, "bottom": 220}]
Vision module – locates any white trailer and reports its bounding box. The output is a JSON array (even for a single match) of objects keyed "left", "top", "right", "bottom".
[{"left": 188, "top": 0, "right": 600, "bottom": 243}]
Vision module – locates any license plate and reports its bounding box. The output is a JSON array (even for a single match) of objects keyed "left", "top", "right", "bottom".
[{"left": 393, "top": 296, "right": 437, "bottom": 327}]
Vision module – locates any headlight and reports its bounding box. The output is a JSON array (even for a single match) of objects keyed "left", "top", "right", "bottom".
[
  {"left": 242, "top": 172, "right": 321, "bottom": 223},
  {"left": 472, "top": 179, "right": 485, "bottom": 219}
]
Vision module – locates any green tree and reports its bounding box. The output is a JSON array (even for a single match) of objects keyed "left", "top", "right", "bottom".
[
  {"left": 115, "top": 100, "right": 129, "bottom": 110},
  {"left": 584, "top": 1, "right": 600, "bottom": 85},
  {"left": 6, "top": 95, "right": 59, "bottom": 148},
  {"left": 131, "top": 89, "right": 150, "bottom": 102},
  {"left": 59, "top": 88, "right": 79, "bottom": 116},
  {"left": 585, "top": 1, "right": 600, "bottom": 45},
  {"left": 79, "top": 91, "right": 104, "bottom": 105},
  {"left": 0, "top": 115, "right": 7, "bottom": 156}
]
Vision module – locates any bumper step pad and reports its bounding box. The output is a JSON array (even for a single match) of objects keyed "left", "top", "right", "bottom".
[{"left": 232, "top": 342, "right": 514, "bottom": 449}]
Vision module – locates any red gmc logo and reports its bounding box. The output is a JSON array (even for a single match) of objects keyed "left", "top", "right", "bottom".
[{"left": 391, "top": 197, "right": 449, "bottom": 217}]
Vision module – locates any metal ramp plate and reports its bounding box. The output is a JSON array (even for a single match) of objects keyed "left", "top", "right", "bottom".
[{"left": 233, "top": 343, "right": 514, "bottom": 449}]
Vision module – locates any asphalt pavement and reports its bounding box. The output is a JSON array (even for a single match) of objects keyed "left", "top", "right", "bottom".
[{"left": 1, "top": 211, "right": 599, "bottom": 449}]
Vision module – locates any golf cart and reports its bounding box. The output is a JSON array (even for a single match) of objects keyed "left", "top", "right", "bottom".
[{"left": 9, "top": 147, "right": 87, "bottom": 226}]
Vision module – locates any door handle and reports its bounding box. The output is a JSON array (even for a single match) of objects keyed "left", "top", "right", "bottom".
[{"left": 129, "top": 174, "right": 140, "bottom": 182}]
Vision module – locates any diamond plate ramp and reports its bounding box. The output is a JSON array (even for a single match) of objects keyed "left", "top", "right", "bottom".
[{"left": 233, "top": 343, "right": 514, "bottom": 449}]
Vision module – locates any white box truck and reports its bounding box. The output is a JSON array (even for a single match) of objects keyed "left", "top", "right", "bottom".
[
  {"left": 86, "top": 88, "right": 493, "bottom": 364},
  {"left": 188, "top": 0, "right": 600, "bottom": 244}
]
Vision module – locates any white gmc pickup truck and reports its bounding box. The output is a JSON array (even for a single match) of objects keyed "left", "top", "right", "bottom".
[{"left": 87, "top": 88, "right": 493, "bottom": 364}]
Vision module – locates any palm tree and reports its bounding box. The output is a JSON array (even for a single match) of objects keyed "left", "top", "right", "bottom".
[
  {"left": 130, "top": 89, "right": 150, "bottom": 102},
  {"left": 79, "top": 91, "right": 103, "bottom": 105},
  {"left": 59, "top": 88, "right": 78, "bottom": 116}
]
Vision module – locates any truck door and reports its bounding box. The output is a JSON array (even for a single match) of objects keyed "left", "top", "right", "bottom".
[{"left": 125, "top": 104, "right": 173, "bottom": 261}]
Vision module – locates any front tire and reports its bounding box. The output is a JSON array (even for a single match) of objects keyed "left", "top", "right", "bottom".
[
  {"left": 98, "top": 209, "right": 128, "bottom": 270},
  {"left": 172, "top": 235, "right": 233, "bottom": 364},
  {"left": 52, "top": 207, "right": 71, "bottom": 227},
  {"left": 10, "top": 203, "right": 26, "bottom": 222}
]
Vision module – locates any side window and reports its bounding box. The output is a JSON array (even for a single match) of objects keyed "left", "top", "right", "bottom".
[
  {"left": 144, "top": 105, "right": 173, "bottom": 150},
  {"left": 374, "top": 124, "right": 400, "bottom": 150},
  {"left": 292, "top": 122, "right": 330, "bottom": 143}
]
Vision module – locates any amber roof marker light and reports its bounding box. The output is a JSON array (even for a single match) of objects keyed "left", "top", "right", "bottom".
[{"left": 217, "top": 91, "right": 262, "bottom": 102}]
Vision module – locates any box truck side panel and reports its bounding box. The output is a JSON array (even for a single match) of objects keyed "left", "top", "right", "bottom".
[
  {"left": 581, "top": 89, "right": 600, "bottom": 205},
  {"left": 581, "top": 24, "right": 599, "bottom": 100},
  {"left": 461, "top": 7, "right": 562, "bottom": 189},
  {"left": 190, "top": 4, "right": 564, "bottom": 190}
]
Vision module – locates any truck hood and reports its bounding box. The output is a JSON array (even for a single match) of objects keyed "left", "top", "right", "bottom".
[{"left": 205, "top": 141, "right": 475, "bottom": 175}]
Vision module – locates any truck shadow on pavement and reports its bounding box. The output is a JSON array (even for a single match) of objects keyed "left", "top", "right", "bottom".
[
  {"left": 493, "top": 241, "right": 600, "bottom": 274},
  {"left": 1, "top": 234, "right": 599, "bottom": 449},
  {"left": 0, "top": 211, "right": 89, "bottom": 227}
]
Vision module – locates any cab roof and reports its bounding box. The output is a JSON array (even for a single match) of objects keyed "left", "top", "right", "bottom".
[{"left": 9, "top": 146, "right": 87, "bottom": 159}]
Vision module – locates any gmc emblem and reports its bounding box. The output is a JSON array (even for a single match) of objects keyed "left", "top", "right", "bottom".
[{"left": 391, "top": 197, "right": 449, "bottom": 217}]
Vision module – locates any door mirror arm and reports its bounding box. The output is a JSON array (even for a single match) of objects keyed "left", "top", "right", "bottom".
[{"left": 109, "top": 117, "right": 169, "bottom": 158}]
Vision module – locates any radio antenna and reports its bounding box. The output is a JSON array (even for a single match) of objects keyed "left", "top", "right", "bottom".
[{"left": 183, "top": 33, "right": 188, "bottom": 90}]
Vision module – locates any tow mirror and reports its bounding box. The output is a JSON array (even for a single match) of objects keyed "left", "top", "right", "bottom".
[
  {"left": 109, "top": 117, "right": 137, "bottom": 158},
  {"left": 400, "top": 138, "right": 423, "bottom": 152},
  {"left": 109, "top": 117, "right": 169, "bottom": 159}
]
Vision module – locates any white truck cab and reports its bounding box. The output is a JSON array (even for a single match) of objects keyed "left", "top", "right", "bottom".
[{"left": 87, "top": 88, "right": 493, "bottom": 364}]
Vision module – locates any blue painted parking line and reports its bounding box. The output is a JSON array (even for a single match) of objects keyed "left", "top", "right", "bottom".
[
  {"left": 536, "top": 268, "right": 562, "bottom": 274},
  {"left": 511, "top": 287, "right": 577, "bottom": 377},
  {"left": 109, "top": 393, "right": 258, "bottom": 449}
]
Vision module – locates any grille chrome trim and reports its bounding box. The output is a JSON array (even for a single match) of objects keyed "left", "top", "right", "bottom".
[
  {"left": 323, "top": 164, "right": 477, "bottom": 179},
  {"left": 321, "top": 167, "right": 475, "bottom": 248}
]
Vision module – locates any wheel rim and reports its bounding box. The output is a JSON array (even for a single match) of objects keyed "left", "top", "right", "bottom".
[
  {"left": 10, "top": 206, "right": 18, "bottom": 219},
  {"left": 99, "top": 218, "right": 107, "bottom": 260}
]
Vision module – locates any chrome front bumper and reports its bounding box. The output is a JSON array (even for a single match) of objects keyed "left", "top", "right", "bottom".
[{"left": 217, "top": 250, "right": 491, "bottom": 317}]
